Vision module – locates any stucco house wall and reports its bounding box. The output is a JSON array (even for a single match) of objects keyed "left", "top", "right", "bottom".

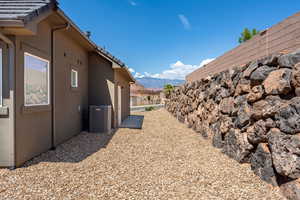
[
  {"left": 0, "top": 2, "right": 135, "bottom": 167},
  {"left": 12, "top": 18, "right": 91, "bottom": 166},
  {"left": 88, "top": 52, "right": 115, "bottom": 128},
  {"left": 53, "top": 25, "right": 89, "bottom": 146},
  {"left": 115, "top": 69, "right": 131, "bottom": 123},
  {"left": 15, "top": 20, "right": 53, "bottom": 167}
]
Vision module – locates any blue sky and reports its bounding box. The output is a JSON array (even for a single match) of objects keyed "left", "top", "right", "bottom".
[{"left": 59, "top": 0, "right": 300, "bottom": 80}]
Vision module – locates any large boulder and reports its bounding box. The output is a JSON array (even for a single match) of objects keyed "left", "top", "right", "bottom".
[
  {"left": 263, "top": 68, "right": 292, "bottom": 95},
  {"left": 235, "top": 102, "right": 252, "bottom": 128},
  {"left": 292, "top": 63, "right": 300, "bottom": 96},
  {"left": 243, "top": 61, "right": 260, "bottom": 78},
  {"left": 247, "top": 85, "right": 264, "bottom": 103},
  {"left": 252, "top": 95, "right": 284, "bottom": 120},
  {"left": 250, "top": 143, "right": 278, "bottom": 186},
  {"left": 207, "top": 107, "right": 219, "bottom": 125},
  {"left": 268, "top": 128, "right": 300, "bottom": 179},
  {"left": 280, "top": 179, "right": 300, "bottom": 200},
  {"left": 278, "top": 49, "right": 300, "bottom": 68},
  {"left": 222, "top": 128, "right": 253, "bottom": 163},
  {"left": 219, "top": 97, "right": 234, "bottom": 115},
  {"left": 265, "top": 118, "right": 276, "bottom": 129},
  {"left": 208, "top": 82, "right": 220, "bottom": 99},
  {"left": 250, "top": 65, "right": 276, "bottom": 85},
  {"left": 193, "top": 120, "right": 202, "bottom": 133},
  {"left": 200, "top": 122, "right": 212, "bottom": 139},
  {"left": 275, "top": 97, "right": 300, "bottom": 134},
  {"left": 219, "top": 70, "right": 233, "bottom": 89},
  {"left": 232, "top": 68, "right": 243, "bottom": 88},
  {"left": 232, "top": 95, "right": 247, "bottom": 116},
  {"left": 247, "top": 120, "right": 268, "bottom": 144},
  {"left": 211, "top": 122, "right": 224, "bottom": 148},
  {"left": 235, "top": 79, "right": 251, "bottom": 96},
  {"left": 219, "top": 115, "right": 233, "bottom": 134},
  {"left": 214, "top": 87, "right": 230, "bottom": 103},
  {"left": 261, "top": 54, "right": 279, "bottom": 67}
]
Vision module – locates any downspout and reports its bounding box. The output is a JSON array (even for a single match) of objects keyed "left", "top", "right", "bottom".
[
  {"left": 50, "top": 23, "right": 70, "bottom": 150},
  {"left": 0, "top": 33, "right": 16, "bottom": 169}
]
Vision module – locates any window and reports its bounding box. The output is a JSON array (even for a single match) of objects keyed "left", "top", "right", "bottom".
[
  {"left": 71, "top": 69, "right": 78, "bottom": 88},
  {"left": 24, "top": 52, "right": 50, "bottom": 106},
  {"left": 0, "top": 48, "right": 2, "bottom": 106}
]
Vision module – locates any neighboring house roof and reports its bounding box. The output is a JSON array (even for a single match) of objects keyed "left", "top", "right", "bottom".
[
  {"left": 0, "top": 0, "right": 135, "bottom": 83},
  {"left": 0, "top": 0, "right": 57, "bottom": 21}
]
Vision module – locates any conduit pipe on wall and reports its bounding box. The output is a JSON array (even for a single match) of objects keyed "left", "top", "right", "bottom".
[
  {"left": 0, "top": 32, "right": 16, "bottom": 169},
  {"left": 50, "top": 23, "right": 70, "bottom": 150}
]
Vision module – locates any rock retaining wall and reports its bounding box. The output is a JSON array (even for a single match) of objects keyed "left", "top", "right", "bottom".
[{"left": 165, "top": 50, "right": 300, "bottom": 200}]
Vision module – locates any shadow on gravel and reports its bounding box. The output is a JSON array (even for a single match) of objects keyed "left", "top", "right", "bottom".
[{"left": 23, "top": 129, "right": 118, "bottom": 167}]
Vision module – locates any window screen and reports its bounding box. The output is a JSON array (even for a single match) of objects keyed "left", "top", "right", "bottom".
[
  {"left": 24, "top": 53, "right": 50, "bottom": 106},
  {"left": 71, "top": 69, "right": 78, "bottom": 88}
]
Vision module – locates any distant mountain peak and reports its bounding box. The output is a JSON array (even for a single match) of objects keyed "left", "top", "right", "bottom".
[{"left": 136, "top": 77, "right": 185, "bottom": 89}]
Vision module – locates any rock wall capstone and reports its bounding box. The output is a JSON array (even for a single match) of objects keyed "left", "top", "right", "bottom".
[{"left": 165, "top": 49, "right": 300, "bottom": 200}]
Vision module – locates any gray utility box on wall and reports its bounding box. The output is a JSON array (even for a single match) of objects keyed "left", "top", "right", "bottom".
[{"left": 89, "top": 105, "right": 112, "bottom": 133}]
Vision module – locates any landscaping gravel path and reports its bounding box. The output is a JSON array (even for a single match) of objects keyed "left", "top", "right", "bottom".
[{"left": 0, "top": 109, "right": 285, "bottom": 199}]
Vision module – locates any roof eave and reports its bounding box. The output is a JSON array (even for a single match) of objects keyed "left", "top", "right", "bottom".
[
  {"left": 113, "top": 64, "right": 136, "bottom": 83},
  {"left": 0, "top": 20, "right": 24, "bottom": 27},
  {"left": 21, "top": 0, "right": 58, "bottom": 25}
]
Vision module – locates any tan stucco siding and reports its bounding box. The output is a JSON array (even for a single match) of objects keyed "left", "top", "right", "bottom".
[
  {"left": 0, "top": 12, "right": 134, "bottom": 167},
  {"left": 115, "top": 70, "right": 130, "bottom": 122},
  {"left": 15, "top": 20, "right": 52, "bottom": 167},
  {"left": 88, "top": 53, "right": 115, "bottom": 128},
  {"left": 53, "top": 28, "right": 89, "bottom": 146},
  {"left": 14, "top": 18, "right": 90, "bottom": 166}
]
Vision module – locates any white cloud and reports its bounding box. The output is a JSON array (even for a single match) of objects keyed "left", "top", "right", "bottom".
[
  {"left": 128, "top": 68, "right": 135, "bottom": 73},
  {"left": 129, "top": 0, "right": 137, "bottom": 6},
  {"left": 134, "top": 72, "right": 145, "bottom": 78},
  {"left": 178, "top": 14, "right": 191, "bottom": 30},
  {"left": 129, "top": 58, "right": 215, "bottom": 80},
  {"left": 199, "top": 58, "right": 215, "bottom": 67}
]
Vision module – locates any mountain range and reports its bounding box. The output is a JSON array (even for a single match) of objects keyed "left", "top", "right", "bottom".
[{"left": 136, "top": 77, "right": 185, "bottom": 89}]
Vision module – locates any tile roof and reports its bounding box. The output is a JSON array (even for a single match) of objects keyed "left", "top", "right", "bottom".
[
  {"left": 97, "top": 46, "right": 126, "bottom": 67},
  {"left": 0, "top": 0, "right": 56, "bottom": 21}
]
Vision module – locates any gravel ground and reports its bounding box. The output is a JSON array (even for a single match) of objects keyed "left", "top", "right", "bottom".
[{"left": 0, "top": 109, "right": 285, "bottom": 200}]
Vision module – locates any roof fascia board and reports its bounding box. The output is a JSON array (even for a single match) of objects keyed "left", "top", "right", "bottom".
[
  {"left": 24, "top": 7, "right": 54, "bottom": 31},
  {"left": 124, "top": 67, "right": 136, "bottom": 83},
  {"left": 114, "top": 66, "right": 136, "bottom": 83},
  {"left": 20, "top": 0, "right": 58, "bottom": 25},
  {"left": 0, "top": 20, "right": 24, "bottom": 28},
  {"left": 0, "top": 2, "right": 55, "bottom": 35}
]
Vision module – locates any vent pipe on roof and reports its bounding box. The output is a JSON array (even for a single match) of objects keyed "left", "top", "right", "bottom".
[{"left": 86, "top": 31, "right": 91, "bottom": 38}]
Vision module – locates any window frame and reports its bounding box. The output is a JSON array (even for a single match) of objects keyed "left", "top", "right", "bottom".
[
  {"left": 24, "top": 52, "right": 50, "bottom": 107},
  {"left": 71, "top": 68, "right": 78, "bottom": 88}
]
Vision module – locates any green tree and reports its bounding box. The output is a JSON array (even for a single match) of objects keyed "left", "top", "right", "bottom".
[
  {"left": 238, "top": 28, "right": 259, "bottom": 43},
  {"left": 164, "top": 84, "right": 174, "bottom": 99}
]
